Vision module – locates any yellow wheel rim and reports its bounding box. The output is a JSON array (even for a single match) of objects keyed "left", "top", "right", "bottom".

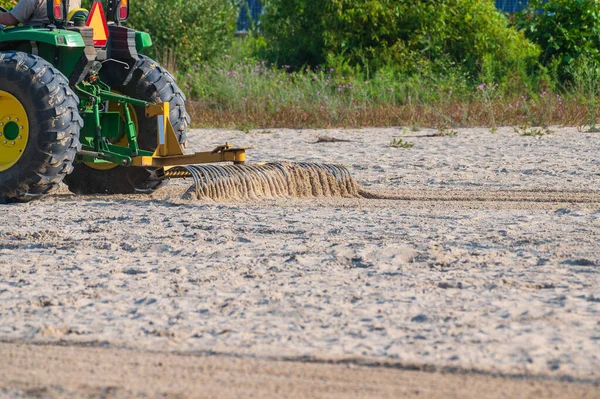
[
  {"left": 85, "top": 95, "right": 139, "bottom": 171},
  {"left": 0, "top": 90, "right": 29, "bottom": 172}
]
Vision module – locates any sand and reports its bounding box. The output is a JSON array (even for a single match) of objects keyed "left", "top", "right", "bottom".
[
  {"left": 0, "top": 127, "right": 599, "bottom": 397},
  {"left": 1, "top": 342, "right": 598, "bottom": 399}
]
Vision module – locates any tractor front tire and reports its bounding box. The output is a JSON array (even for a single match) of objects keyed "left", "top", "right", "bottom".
[
  {"left": 0, "top": 51, "right": 81, "bottom": 203},
  {"left": 64, "top": 55, "right": 190, "bottom": 195}
]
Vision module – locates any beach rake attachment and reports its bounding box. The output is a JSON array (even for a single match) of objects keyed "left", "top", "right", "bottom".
[
  {"left": 129, "top": 103, "right": 361, "bottom": 200},
  {"left": 163, "top": 162, "right": 361, "bottom": 200}
]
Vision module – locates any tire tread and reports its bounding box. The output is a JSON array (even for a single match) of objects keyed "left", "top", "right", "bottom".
[{"left": 0, "top": 51, "right": 81, "bottom": 202}]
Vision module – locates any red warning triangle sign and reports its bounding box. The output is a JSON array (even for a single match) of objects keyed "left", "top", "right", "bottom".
[{"left": 86, "top": 1, "right": 109, "bottom": 47}]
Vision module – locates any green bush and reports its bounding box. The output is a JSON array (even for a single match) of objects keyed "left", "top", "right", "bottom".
[
  {"left": 127, "top": 0, "right": 236, "bottom": 70},
  {"left": 81, "top": 0, "right": 236, "bottom": 70},
  {"left": 516, "top": 0, "right": 600, "bottom": 76},
  {"left": 261, "top": 0, "right": 539, "bottom": 79}
]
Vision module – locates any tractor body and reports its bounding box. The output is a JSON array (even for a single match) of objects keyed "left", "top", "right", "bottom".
[
  {"left": 0, "top": 0, "right": 246, "bottom": 201},
  {"left": 0, "top": 0, "right": 354, "bottom": 203}
]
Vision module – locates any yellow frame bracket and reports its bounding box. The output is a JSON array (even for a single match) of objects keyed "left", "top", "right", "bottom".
[
  {"left": 130, "top": 102, "right": 248, "bottom": 167},
  {"left": 145, "top": 102, "right": 184, "bottom": 157}
]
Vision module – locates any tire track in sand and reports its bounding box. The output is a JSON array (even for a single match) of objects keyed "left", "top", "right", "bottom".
[{"left": 359, "top": 188, "right": 600, "bottom": 204}]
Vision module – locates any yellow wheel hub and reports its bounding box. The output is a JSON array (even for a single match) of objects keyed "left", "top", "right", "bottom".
[
  {"left": 85, "top": 95, "right": 139, "bottom": 171},
  {"left": 0, "top": 90, "right": 29, "bottom": 172}
]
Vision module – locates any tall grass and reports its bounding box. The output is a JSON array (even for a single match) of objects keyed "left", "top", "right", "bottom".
[
  {"left": 569, "top": 57, "right": 600, "bottom": 132},
  {"left": 169, "top": 50, "right": 598, "bottom": 130}
]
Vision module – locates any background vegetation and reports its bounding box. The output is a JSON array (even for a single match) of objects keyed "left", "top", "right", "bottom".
[
  {"left": 260, "top": 0, "right": 539, "bottom": 79},
  {"left": 181, "top": 0, "right": 600, "bottom": 129},
  {"left": 126, "top": 0, "right": 236, "bottom": 70},
  {"left": 516, "top": 0, "right": 600, "bottom": 78},
  {"left": 0, "top": 0, "right": 15, "bottom": 9},
  {"left": 1, "top": 0, "right": 599, "bottom": 129}
]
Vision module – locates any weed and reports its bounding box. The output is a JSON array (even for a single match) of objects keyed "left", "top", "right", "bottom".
[
  {"left": 238, "top": 124, "right": 254, "bottom": 134},
  {"left": 476, "top": 64, "right": 501, "bottom": 129},
  {"left": 569, "top": 55, "right": 600, "bottom": 132},
  {"left": 437, "top": 127, "right": 458, "bottom": 137},
  {"left": 514, "top": 125, "right": 552, "bottom": 137},
  {"left": 389, "top": 138, "right": 415, "bottom": 148}
]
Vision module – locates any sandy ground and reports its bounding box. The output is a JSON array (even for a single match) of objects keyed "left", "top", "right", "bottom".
[
  {"left": 1, "top": 342, "right": 598, "bottom": 399},
  {"left": 0, "top": 127, "right": 599, "bottom": 397}
]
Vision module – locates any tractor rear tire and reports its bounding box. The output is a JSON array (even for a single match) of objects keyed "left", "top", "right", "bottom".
[
  {"left": 64, "top": 55, "right": 190, "bottom": 195},
  {"left": 0, "top": 51, "right": 81, "bottom": 203}
]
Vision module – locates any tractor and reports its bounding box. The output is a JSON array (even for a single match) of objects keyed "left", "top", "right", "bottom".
[{"left": 0, "top": 0, "right": 357, "bottom": 202}]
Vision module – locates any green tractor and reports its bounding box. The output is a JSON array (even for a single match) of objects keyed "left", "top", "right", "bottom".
[
  {"left": 0, "top": 0, "right": 249, "bottom": 202},
  {"left": 0, "top": 0, "right": 358, "bottom": 202}
]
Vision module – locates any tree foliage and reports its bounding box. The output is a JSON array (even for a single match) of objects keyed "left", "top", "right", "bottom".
[
  {"left": 516, "top": 0, "right": 600, "bottom": 73},
  {"left": 81, "top": 0, "right": 236, "bottom": 70},
  {"left": 260, "top": 0, "right": 539, "bottom": 77},
  {"left": 127, "top": 0, "right": 236, "bottom": 70}
]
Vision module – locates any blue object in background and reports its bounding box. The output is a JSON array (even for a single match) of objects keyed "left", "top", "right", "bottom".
[
  {"left": 235, "top": 1, "right": 529, "bottom": 33},
  {"left": 237, "top": 0, "right": 262, "bottom": 33},
  {"left": 495, "top": 0, "right": 529, "bottom": 13}
]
